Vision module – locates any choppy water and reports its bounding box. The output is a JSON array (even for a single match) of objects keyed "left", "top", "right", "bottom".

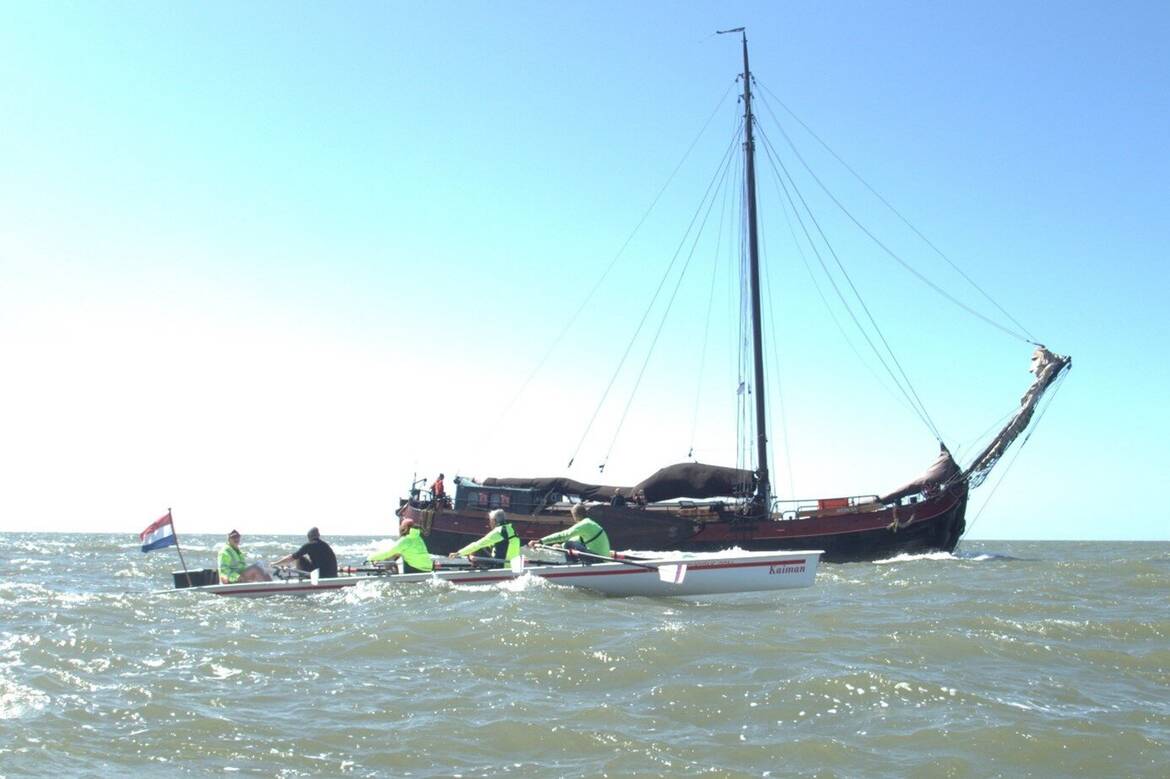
[{"left": 1, "top": 534, "right": 1167, "bottom": 777}]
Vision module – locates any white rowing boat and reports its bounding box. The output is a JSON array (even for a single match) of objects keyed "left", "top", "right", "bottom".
[{"left": 171, "top": 549, "right": 822, "bottom": 598}]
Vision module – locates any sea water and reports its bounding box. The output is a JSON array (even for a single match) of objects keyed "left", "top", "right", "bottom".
[{"left": 1, "top": 534, "right": 1166, "bottom": 777}]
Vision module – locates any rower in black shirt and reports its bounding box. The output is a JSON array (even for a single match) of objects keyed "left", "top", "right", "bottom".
[{"left": 273, "top": 527, "right": 338, "bottom": 579}]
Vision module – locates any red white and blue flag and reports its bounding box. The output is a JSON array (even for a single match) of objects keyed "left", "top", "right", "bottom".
[{"left": 140, "top": 512, "right": 176, "bottom": 553}]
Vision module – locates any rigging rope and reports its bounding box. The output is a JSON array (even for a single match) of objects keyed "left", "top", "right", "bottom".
[
  {"left": 567, "top": 122, "right": 743, "bottom": 470},
  {"left": 757, "top": 213, "right": 797, "bottom": 499},
  {"left": 736, "top": 162, "right": 753, "bottom": 475},
  {"left": 754, "top": 94, "right": 1034, "bottom": 347},
  {"left": 756, "top": 121, "right": 945, "bottom": 442},
  {"left": 754, "top": 82, "right": 1039, "bottom": 345},
  {"left": 599, "top": 126, "right": 742, "bottom": 471},
  {"left": 688, "top": 151, "right": 737, "bottom": 461},
  {"left": 961, "top": 367, "right": 1069, "bottom": 540},
  {"left": 771, "top": 163, "right": 920, "bottom": 420},
  {"left": 733, "top": 155, "right": 755, "bottom": 498},
  {"left": 468, "top": 80, "right": 738, "bottom": 467},
  {"left": 954, "top": 405, "right": 1019, "bottom": 468}
]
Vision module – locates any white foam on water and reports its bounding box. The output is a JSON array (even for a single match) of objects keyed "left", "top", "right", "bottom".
[
  {"left": 331, "top": 540, "right": 390, "bottom": 557},
  {"left": 874, "top": 551, "right": 959, "bottom": 564},
  {"left": 56, "top": 591, "right": 101, "bottom": 606},
  {"left": 497, "top": 573, "right": 553, "bottom": 593},
  {"left": 338, "top": 580, "right": 384, "bottom": 604},
  {"left": 0, "top": 581, "right": 53, "bottom": 597},
  {"left": 208, "top": 663, "right": 241, "bottom": 680},
  {"left": 453, "top": 572, "right": 554, "bottom": 594},
  {"left": 0, "top": 632, "right": 40, "bottom": 655},
  {"left": 0, "top": 678, "right": 49, "bottom": 720}
]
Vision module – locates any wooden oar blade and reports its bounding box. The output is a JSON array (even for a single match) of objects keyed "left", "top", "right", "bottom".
[{"left": 658, "top": 563, "right": 687, "bottom": 584}]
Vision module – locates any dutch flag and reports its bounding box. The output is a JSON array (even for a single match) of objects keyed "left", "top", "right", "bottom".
[{"left": 140, "top": 512, "right": 176, "bottom": 553}]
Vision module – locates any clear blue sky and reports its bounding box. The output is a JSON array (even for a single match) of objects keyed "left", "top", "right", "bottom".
[{"left": 1, "top": 1, "right": 1166, "bottom": 541}]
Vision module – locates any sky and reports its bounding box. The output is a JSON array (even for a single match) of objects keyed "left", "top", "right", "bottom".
[{"left": 1, "top": 1, "right": 1167, "bottom": 542}]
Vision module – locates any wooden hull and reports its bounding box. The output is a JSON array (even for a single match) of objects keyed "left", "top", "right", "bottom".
[{"left": 401, "top": 483, "right": 967, "bottom": 564}]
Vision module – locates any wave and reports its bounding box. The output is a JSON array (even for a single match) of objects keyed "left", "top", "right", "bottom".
[
  {"left": 873, "top": 551, "right": 960, "bottom": 564},
  {"left": 873, "top": 549, "right": 1025, "bottom": 564}
]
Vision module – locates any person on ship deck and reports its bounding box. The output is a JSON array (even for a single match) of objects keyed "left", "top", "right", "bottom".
[{"left": 431, "top": 473, "right": 449, "bottom": 507}]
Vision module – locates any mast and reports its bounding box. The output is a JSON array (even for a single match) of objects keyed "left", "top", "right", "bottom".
[{"left": 734, "top": 29, "right": 771, "bottom": 510}]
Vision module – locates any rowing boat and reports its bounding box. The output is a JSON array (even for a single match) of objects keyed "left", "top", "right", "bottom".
[
  {"left": 175, "top": 573, "right": 380, "bottom": 597},
  {"left": 169, "top": 548, "right": 821, "bottom": 598}
]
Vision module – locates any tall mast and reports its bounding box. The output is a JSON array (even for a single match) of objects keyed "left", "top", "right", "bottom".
[{"left": 738, "top": 30, "right": 770, "bottom": 510}]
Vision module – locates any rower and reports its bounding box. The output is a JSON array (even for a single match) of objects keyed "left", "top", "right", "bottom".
[
  {"left": 450, "top": 508, "right": 520, "bottom": 566},
  {"left": 272, "top": 527, "right": 338, "bottom": 579},
  {"left": 219, "top": 529, "right": 272, "bottom": 584},
  {"left": 368, "top": 518, "right": 434, "bottom": 573},
  {"left": 531, "top": 503, "right": 610, "bottom": 564}
]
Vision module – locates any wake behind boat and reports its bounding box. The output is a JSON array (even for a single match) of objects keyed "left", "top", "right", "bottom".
[{"left": 165, "top": 548, "right": 822, "bottom": 598}]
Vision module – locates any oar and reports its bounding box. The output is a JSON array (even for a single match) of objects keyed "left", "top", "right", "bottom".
[
  {"left": 531, "top": 544, "right": 687, "bottom": 583},
  {"left": 450, "top": 553, "right": 567, "bottom": 569},
  {"left": 272, "top": 566, "right": 321, "bottom": 584},
  {"left": 464, "top": 554, "right": 524, "bottom": 570}
]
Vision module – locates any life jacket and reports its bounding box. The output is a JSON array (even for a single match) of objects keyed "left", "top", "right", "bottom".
[
  {"left": 397, "top": 529, "right": 434, "bottom": 572},
  {"left": 581, "top": 524, "right": 607, "bottom": 550},
  {"left": 219, "top": 545, "right": 246, "bottom": 582},
  {"left": 493, "top": 522, "right": 520, "bottom": 561}
]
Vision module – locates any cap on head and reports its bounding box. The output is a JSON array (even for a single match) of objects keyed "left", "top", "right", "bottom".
[
  {"left": 307, "top": 527, "right": 320, "bottom": 541},
  {"left": 228, "top": 529, "right": 241, "bottom": 540}
]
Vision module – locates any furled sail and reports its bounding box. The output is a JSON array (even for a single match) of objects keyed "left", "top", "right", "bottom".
[
  {"left": 961, "top": 346, "right": 1072, "bottom": 489},
  {"left": 481, "top": 476, "right": 624, "bottom": 503},
  {"left": 879, "top": 446, "right": 962, "bottom": 504},
  {"left": 634, "top": 463, "right": 756, "bottom": 503},
  {"left": 482, "top": 463, "right": 756, "bottom": 504}
]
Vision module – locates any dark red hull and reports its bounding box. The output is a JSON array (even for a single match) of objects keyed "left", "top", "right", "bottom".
[{"left": 400, "top": 484, "right": 967, "bottom": 564}]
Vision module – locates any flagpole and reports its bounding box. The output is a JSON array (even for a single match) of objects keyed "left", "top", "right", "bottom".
[{"left": 169, "top": 507, "right": 193, "bottom": 588}]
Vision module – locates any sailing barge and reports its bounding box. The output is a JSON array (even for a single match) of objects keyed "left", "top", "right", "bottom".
[{"left": 399, "top": 31, "right": 1070, "bottom": 563}]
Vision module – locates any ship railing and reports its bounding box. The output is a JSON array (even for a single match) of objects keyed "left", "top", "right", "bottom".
[{"left": 780, "top": 495, "right": 884, "bottom": 521}]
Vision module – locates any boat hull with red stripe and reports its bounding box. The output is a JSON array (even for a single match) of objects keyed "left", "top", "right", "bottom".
[
  {"left": 172, "top": 550, "right": 820, "bottom": 598},
  {"left": 369, "top": 549, "right": 819, "bottom": 597}
]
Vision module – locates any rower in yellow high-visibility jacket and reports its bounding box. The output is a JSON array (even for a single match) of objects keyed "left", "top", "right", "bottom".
[
  {"left": 218, "top": 529, "right": 271, "bottom": 584},
  {"left": 531, "top": 503, "right": 610, "bottom": 561},
  {"left": 369, "top": 518, "right": 434, "bottom": 573},
  {"left": 450, "top": 509, "right": 521, "bottom": 564}
]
